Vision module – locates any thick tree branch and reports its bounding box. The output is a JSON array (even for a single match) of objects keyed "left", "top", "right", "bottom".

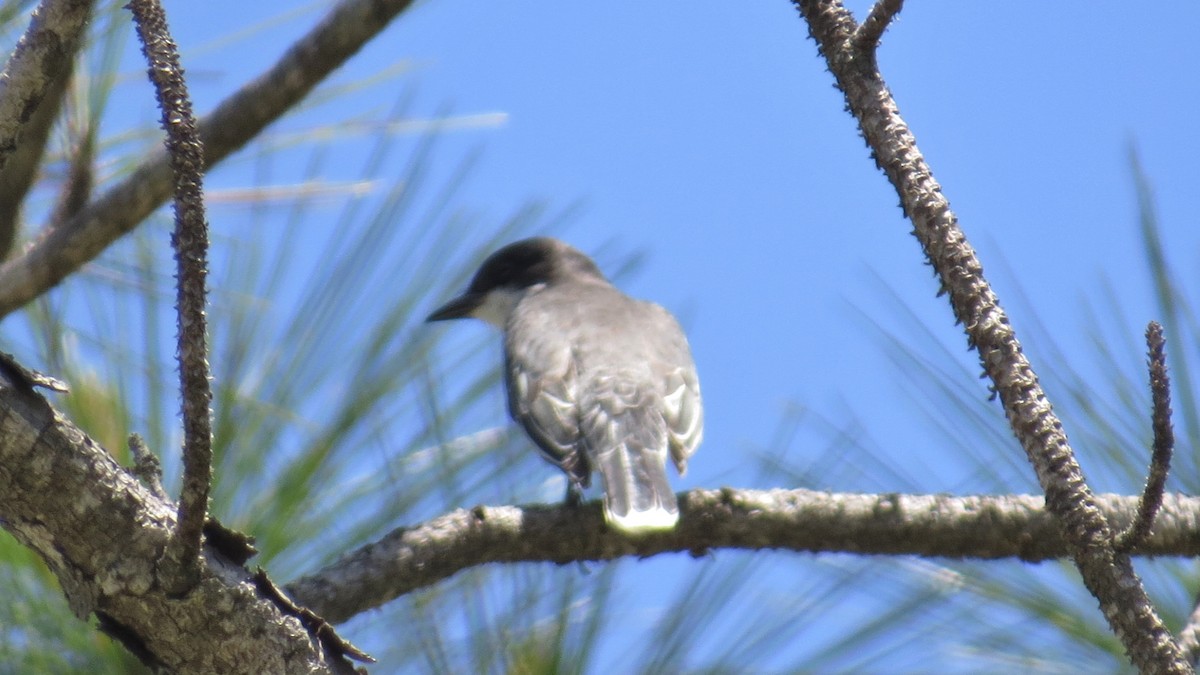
[
  {"left": 792, "top": 1, "right": 1188, "bottom": 671},
  {"left": 0, "top": 368, "right": 332, "bottom": 673},
  {"left": 0, "top": 0, "right": 94, "bottom": 259},
  {"left": 287, "top": 489, "right": 1200, "bottom": 625},
  {"left": 0, "top": 0, "right": 417, "bottom": 318},
  {"left": 128, "top": 0, "right": 214, "bottom": 595}
]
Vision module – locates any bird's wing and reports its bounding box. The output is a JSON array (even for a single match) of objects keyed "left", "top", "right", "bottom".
[
  {"left": 504, "top": 334, "right": 590, "bottom": 488},
  {"left": 662, "top": 365, "right": 702, "bottom": 473},
  {"left": 647, "top": 305, "right": 703, "bottom": 475}
]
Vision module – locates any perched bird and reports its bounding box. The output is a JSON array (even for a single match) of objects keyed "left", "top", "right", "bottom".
[{"left": 427, "top": 237, "right": 703, "bottom": 533}]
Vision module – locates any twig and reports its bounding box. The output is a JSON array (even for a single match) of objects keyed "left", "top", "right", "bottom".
[
  {"left": 853, "top": 0, "right": 903, "bottom": 53},
  {"left": 45, "top": 124, "right": 95, "bottom": 230},
  {"left": 1116, "top": 322, "right": 1174, "bottom": 552},
  {"left": 254, "top": 569, "right": 375, "bottom": 669},
  {"left": 791, "top": 1, "right": 1188, "bottom": 671},
  {"left": 128, "top": 0, "right": 212, "bottom": 595},
  {"left": 127, "top": 433, "right": 169, "bottom": 501},
  {"left": 0, "top": 0, "right": 419, "bottom": 318}
]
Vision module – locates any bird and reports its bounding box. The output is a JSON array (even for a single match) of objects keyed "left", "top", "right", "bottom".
[{"left": 427, "top": 237, "right": 703, "bottom": 533}]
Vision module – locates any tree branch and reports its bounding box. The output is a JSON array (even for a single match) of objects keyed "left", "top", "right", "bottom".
[
  {"left": 5, "top": 343, "right": 1200, "bottom": 665},
  {"left": 0, "top": 0, "right": 94, "bottom": 259},
  {"left": 127, "top": 432, "right": 168, "bottom": 500},
  {"left": 286, "top": 489, "right": 1200, "bottom": 625},
  {"left": 0, "top": 365, "right": 333, "bottom": 673},
  {"left": 1116, "top": 321, "right": 1173, "bottom": 552},
  {"left": 128, "top": 0, "right": 214, "bottom": 596},
  {"left": 44, "top": 117, "right": 95, "bottom": 231},
  {"left": 1181, "top": 588, "right": 1200, "bottom": 667},
  {"left": 792, "top": 1, "right": 1188, "bottom": 671},
  {"left": 0, "top": 0, "right": 417, "bottom": 318},
  {"left": 853, "top": 0, "right": 902, "bottom": 53}
]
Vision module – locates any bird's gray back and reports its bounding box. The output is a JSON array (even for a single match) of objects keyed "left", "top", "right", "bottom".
[{"left": 504, "top": 279, "right": 703, "bottom": 476}]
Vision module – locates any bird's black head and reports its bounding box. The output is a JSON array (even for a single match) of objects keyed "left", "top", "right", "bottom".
[
  {"left": 467, "top": 237, "right": 605, "bottom": 294},
  {"left": 426, "top": 237, "right": 606, "bottom": 323}
]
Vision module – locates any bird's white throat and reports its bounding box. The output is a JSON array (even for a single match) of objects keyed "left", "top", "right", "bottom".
[{"left": 472, "top": 286, "right": 530, "bottom": 328}]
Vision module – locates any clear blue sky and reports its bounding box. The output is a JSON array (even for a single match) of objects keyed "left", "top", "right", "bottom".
[{"left": 126, "top": 1, "right": 1200, "bottom": 670}]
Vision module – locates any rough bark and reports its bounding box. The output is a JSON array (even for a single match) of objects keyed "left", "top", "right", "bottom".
[{"left": 0, "top": 366, "right": 330, "bottom": 673}]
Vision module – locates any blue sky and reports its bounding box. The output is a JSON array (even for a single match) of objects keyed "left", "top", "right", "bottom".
[
  {"left": 104, "top": 0, "right": 1200, "bottom": 669},
  {"left": 278, "top": 0, "right": 1200, "bottom": 495}
]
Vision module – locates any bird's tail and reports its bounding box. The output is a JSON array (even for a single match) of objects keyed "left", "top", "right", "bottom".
[{"left": 585, "top": 406, "right": 679, "bottom": 534}]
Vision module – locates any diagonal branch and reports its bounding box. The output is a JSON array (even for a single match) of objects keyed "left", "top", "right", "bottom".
[
  {"left": 792, "top": 1, "right": 1188, "bottom": 671},
  {"left": 0, "top": 0, "right": 417, "bottom": 318},
  {"left": 0, "top": 0, "right": 94, "bottom": 259},
  {"left": 128, "top": 0, "right": 213, "bottom": 595}
]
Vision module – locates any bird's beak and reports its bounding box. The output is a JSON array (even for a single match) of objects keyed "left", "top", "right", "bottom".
[{"left": 426, "top": 293, "right": 482, "bottom": 322}]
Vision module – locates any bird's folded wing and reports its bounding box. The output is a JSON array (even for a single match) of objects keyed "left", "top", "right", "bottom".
[
  {"left": 662, "top": 366, "right": 703, "bottom": 474},
  {"left": 505, "top": 344, "right": 590, "bottom": 486},
  {"left": 644, "top": 304, "right": 704, "bottom": 474}
]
